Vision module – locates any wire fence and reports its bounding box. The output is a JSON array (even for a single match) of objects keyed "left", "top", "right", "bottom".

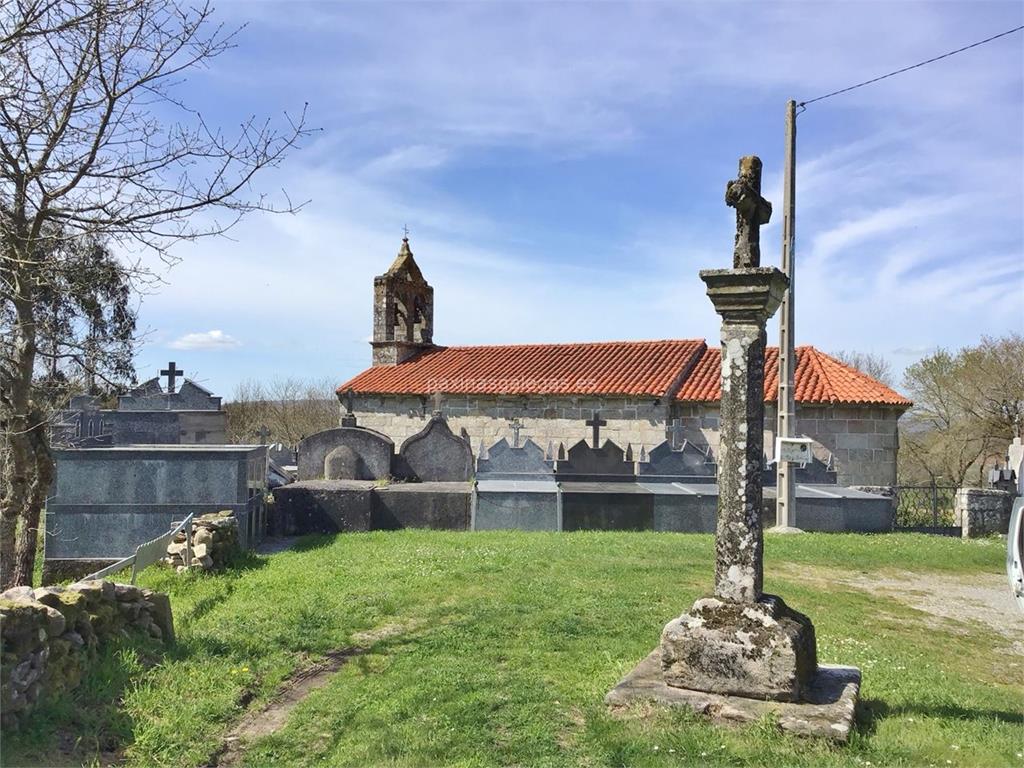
[{"left": 893, "top": 485, "right": 958, "bottom": 532}]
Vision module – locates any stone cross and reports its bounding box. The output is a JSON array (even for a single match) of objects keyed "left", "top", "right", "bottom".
[
  {"left": 699, "top": 182, "right": 789, "bottom": 601},
  {"left": 431, "top": 391, "right": 444, "bottom": 419},
  {"left": 160, "top": 362, "right": 183, "bottom": 394},
  {"left": 507, "top": 417, "right": 523, "bottom": 448},
  {"left": 586, "top": 411, "right": 607, "bottom": 449},
  {"left": 666, "top": 418, "right": 686, "bottom": 451},
  {"left": 255, "top": 425, "right": 271, "bottom": 445},
  {"left": 341, "top": 388, "right": 358, "bottom": 428},
  {"left": 724, "top": 156, "right": 772, "bottom": 269}
]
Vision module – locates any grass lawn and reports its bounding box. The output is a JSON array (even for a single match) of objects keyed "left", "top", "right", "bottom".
[{"left": 3, "top": 532, "right": 1021, "bottom": 767}]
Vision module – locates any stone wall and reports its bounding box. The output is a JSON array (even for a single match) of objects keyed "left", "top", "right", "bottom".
[
  {"left": 1, "top": 580, "right": 173, "bottom": 729},
  {"left": 349, "top": 395, "right": 901, "bottom": 487},
  {"left": 955, "top": 487, "right": 1014, "bottom": 538},
  {"left": 164, "top": 511, "right": 240, "bottom": 571}
]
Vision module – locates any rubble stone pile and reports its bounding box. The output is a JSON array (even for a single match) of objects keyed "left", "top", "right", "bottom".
[
  {"left": 0, "top": 580, "right": 173, "bottom": 729},
  {"left": 164, "top": 510, "right": 239, "bottom": 571}
]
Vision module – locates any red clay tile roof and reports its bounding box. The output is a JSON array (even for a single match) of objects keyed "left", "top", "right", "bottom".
[
  {"left": 339, "top": 339, "right": 706, "bottom": 397},
  {"left": 339, "top": 340, "right": 911, "bottom": 406},
  {"left": 674, "top": 345, "right": 912, "bottom": 406}
]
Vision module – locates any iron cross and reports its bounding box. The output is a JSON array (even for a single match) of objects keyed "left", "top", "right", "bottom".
[
  {"left": 725, "top": 155, "right": 772, "bottom": 268},
  {"left": 507, "top": 417, "right": 523, "bottom": 448},
  {"left": 586, "top": 410, "right": 607, "bottom": 449},
  {"left": 160, "top": 362, "right": 183, "bottom": 393},
  {"left": 255, "top": 425, "right": 271, "bottom": 445},
  {"left": 666, "top": 418, "right": 686, "bottom": 451}
]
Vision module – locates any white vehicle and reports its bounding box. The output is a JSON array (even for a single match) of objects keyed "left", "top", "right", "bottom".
[{"left": 1008, "top": 497, "right": 1024, "bottom": 613}]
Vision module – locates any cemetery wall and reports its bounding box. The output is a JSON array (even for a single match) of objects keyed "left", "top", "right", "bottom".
[
  {"left": 0, "top": 580, "right": 173, "bottom": 730},
  {"left": 955, "top": 487, "right": 1014, "bottom": 538},
  {"left": 351, "top": 395, "right": 901, "bottom": 487}
]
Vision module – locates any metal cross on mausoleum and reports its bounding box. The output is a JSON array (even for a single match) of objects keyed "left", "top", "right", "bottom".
[
  {"left": 160, "top": 362, "right": 183, "bottom": 393},
  {"left": 586, "top": 411, "right": 607, "bottom": 449},
  {"left": 507, "top": 417, "right": 523, "bottom": 448},
  {"left": 724, "top": 156, "right": 772, "bottom": 269},
  {"left": 666, "top": 418, "right": 687, "bottom": 451}
]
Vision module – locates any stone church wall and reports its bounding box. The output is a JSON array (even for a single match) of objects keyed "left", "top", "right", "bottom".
[{"left": 349, "top": 395, "right": 901, "bottom": 486}]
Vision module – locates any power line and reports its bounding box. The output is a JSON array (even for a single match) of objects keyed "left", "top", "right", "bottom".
[{"left": 799, "top": 25, "right": 1024, "bottom": 108}]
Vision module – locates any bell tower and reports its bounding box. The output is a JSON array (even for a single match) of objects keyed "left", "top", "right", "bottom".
[{"left": 371, "top": 236, "right": 435, "bottom": 366}]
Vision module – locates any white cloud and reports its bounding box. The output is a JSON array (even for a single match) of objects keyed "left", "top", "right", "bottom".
[{"left": 169, "top": 330, "right": 242, "bottom": 351}]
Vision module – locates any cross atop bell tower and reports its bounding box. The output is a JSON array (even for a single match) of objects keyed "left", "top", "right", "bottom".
[{"left": 371, "top": 234, "right": 435, "bottom": 366}]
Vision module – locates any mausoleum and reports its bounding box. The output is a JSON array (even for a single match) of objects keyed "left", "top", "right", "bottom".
[{"left": 339, "top": 238, "right": 911, "bottom": 487}]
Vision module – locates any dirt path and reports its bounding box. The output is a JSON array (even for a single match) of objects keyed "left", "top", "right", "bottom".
[
  {"left": 209, "top": 622, "right": 417, "bottom": 767},
  {"left": 781, "top": 565, "right": 1024, "bottom": 655}
]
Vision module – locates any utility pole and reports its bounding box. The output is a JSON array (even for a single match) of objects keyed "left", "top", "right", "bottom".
[{"left": 776, "top": 99, "right": 799, "bottom": 530}]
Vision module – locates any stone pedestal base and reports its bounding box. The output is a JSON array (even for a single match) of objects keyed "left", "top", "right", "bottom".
[
  {"left": 606, "top": 650, "right": 860, "bottom": 742},
  {"left": 660, "top": 594, "right": 816, "bottom": 701}
]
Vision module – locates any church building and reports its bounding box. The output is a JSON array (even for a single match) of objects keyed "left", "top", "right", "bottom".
[{"left": 339, "top": 238, "right": 911, "bottom": 487}]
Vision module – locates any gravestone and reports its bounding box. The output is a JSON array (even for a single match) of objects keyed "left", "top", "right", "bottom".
[
  {"left": 398, "top": 416, "right": 473, "bottom": 482},
  {"left": 297, "top": 427, "right": 393, "bottom": 481},
  {"left": 638, "top": 440, "right": 717, "bottom": 483},
  {"left": 556, "top": 439, "right": 634, "bottom": 483},
  {"left": 607, "top": 156, "right": 859, "bottom": 741},
  {"left": 476, "top": 438, "right": 554, "bottom": 481}
]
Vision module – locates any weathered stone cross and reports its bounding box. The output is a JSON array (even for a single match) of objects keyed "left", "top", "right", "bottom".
[
  {"left": 255, "top": 424, "right": 271, "bottom": 445},
  {"left": 341, "top": 388, "right": 358, "bottom": 427},
  {"left": 666, "top": 418, "right": 687, "bottom": 451},
  {"left": 507, "top": 417, "right": 523, "bottom": 448},
  {"left": 160, "top": 362, "right": 183, "bottom": 394},
  {"left": 586, "top": 411, "right": 607, "bottom": 449},
  {"left": 432, "top": 391, "right": 444, "bottom": 418},
  {"left": 724, "top": 156, "right": 772, "bottom": 269},
  {"left": 343, "top": 388, "right": 355, "bottom": 415}
]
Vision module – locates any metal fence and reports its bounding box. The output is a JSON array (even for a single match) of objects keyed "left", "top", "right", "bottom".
[
  {"left": 84, "top": 514, "right": 194, "bottom": 583},
  {"left": 893, "top": 484, "right": 958, "bottom": 534}
]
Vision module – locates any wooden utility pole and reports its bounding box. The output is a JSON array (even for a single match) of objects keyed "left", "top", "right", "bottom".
[{"left": 776, "top": 99, "right": 799, "bottom": 529}]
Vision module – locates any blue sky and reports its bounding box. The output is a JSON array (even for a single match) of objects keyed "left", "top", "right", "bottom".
[{"left": 130, "top": 1, "right": 1024, "bottom": 399}]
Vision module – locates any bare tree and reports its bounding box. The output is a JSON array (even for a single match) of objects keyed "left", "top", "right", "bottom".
[
  {"left": 830, "top": 349, "right": 894, "bottom": 387},
  {"left": 0, "top": 0, "right": 311, "bottom": 587},
  {"left": 225, "top": 377, "right": 339, "bottom": 448},
  {"left": 899, "top": 333, "right": 1024, "bottom": 486}
]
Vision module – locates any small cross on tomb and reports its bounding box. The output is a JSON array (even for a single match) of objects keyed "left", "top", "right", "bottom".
[
  {"left": 255, "top": 425, "right": 271, "bottom": 445},
  {"left": 431, "top": 391, "right": 444, "bottom": 418},
  {"left": 666, "top": 418, "right": 687, "bottom": 451},
  {"left": 160, "top": 362, "right": 183, "bottom": 394},
  {"left": 507, "top": 417, "right": 523, "bottom": 448},
  {"left": 344, "top": 388, "right": 355, "bottom": 415},
  {"left": 585, "top": 410, "right": 607, "bottom": 449},
  {"left": 724, "top": 156, "right": 772, "bottom": 268}
]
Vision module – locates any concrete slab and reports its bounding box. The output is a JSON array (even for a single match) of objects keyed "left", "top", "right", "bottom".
[
  {"left": 606, "top": 649, "right": 860, "bottom": 743},
  {"left": 475, "top": 481, "right": 560, "bottom": 531}
]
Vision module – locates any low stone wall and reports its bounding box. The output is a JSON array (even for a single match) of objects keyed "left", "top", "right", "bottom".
[
  {"left": 164, "top": 511, "right": 239, "bottom": 571},
  {"left": 1, "top": 580, "right": 174, "bottom": 729},
  {"left": 955, "top": 488, "right": 1014, "bottom": 538}
]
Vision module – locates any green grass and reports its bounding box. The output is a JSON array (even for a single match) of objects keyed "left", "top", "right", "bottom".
[{"left": 3, "top": 532, "right": 1021, "bottom": 767}]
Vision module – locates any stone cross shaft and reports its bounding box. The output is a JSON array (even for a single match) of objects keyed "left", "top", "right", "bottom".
[
  {"left": 700, "top": 267, "right": 789, "bottom": 602},
  {"left": 666, "top": 418, "right": 686, "bottom": 451},
  {"left": 256, "top": 425, "right": 271, "bottom": 445},
  {"left": 725, "top": 156, "right": 772, "bottom": 269}
]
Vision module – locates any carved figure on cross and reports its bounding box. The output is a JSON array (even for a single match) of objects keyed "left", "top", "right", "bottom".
[
  {"left": 586, "top": 410, "right": 607, "bottom": 449},
  {"left": 724, "top": 155, "right": 772, "bottom": 268},
  {"left": 160, "top": 362, "right": 183, "bottom": 393},
  {"left": 507, "top": 417, "right": 523, "bottom": 448}
]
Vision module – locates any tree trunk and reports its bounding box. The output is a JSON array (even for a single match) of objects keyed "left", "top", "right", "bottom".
[{"left": 11, "top": 406, "right": 53, "bottom": 587}]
